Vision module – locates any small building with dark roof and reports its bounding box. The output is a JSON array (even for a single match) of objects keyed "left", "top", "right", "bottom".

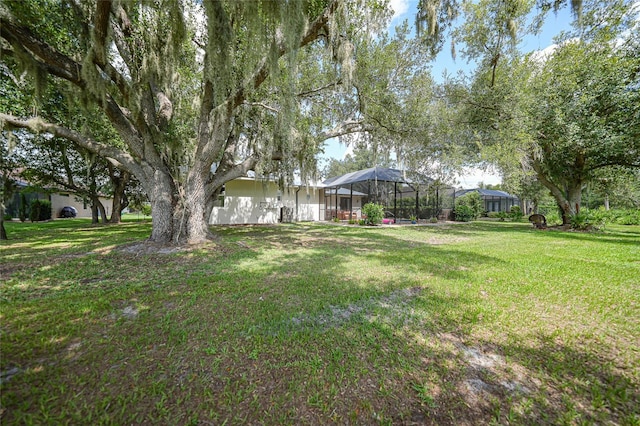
[{"left": 454, "top": 188, "right": 519, "bottom": 213}]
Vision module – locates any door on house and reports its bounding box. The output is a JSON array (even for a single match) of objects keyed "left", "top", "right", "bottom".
[{"left": 340, "top": 197, "right": 351, "bottom": 211}]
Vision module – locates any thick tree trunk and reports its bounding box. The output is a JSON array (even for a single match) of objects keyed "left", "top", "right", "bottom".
[
  {"left": 0, "top": 205, "right": 7, "bottom": 240},
  {"left": 109, "top": 200, "right": 124, "bottom": 224},
  {"left": 151, "top": 190, "right": 212, "bottom": 245},
  {"left": 558, "top": 184, "right": 582, "bottom": 225},
  {"left": 97, "top": 200, "right": 107, "bottom": 224},
  {"left": 91, "top": 203, "right": 99, "bottom": 224},
  {"left": 146, "top": 171, "right": 177, "bottom": 244},
  {"left": 108, "top": 167, "right": 130, "bottom": 224},
  {"left": 109, "top": 184, "right": 128, "bottom": 224},
  {"left": 89, "top": 197, "right": 107, "bottom": 224},
  {"left": 178, "top": 164, "right": 214, "bottom": 244},
  {"left": 533, "top": 162, "right": 582, "bottom": 225}
]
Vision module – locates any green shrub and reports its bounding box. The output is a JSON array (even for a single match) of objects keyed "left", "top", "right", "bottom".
[
  {"left": 3, "top": 213, "right": 12, "bottom": 221},
  {"left": 584, "top": 208, "right": 640, "bottom": 226},
  {"left": 454, "top": 192, "right": 483, "bottom": 221},
  {"left": 509, "top": 206, "right": 523, "bottom": 222},
  {"left": 362, "top": 203, "right": 384, "bottom": 226},
  {"left": 454, "top": 205, "right": 474, "bottom": 222},
  {"left": 348, "top": 219, "right": 356, "bottom": 225},
  {"left": 545, "top": 210, "right": 562, "bottom": 226},
  {"left": 570, "top": 212, "right": 589, "bottom": 230},
  {"left": 607, "top": 208, "right": 640, "bottom": 225},
  {"left": 487, "top": 212, "right": 500, "bottom": 218},
  {"left": 358, "top": 219, "right": 366, "bottom": 226},
  {"left": 29, "top": 199, "right": 52, "bottom": 222},
  {"left": 617, "top": 211, "right": 640, "bottom": 225},
  {"left": 496, "top": 211, "right": 508, "bottom": 221},
  {"left": 454, "top": 192, "right": 484, "bottom": 222},
  {"left": 140, "top": 204, "right": 152, "bottom": 217},
  {"left": 586, "top": 207, "right": 606, "bottom": 224},
  {"left": 429, "top": 217, "right": 438, "bottom": 223}
]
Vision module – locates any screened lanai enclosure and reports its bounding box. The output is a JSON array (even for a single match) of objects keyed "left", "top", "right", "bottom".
[{"left": 322, "top": 167, "right": 456, "bottom": 222}]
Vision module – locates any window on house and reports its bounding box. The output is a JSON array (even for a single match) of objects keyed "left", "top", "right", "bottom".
[
  {"left": 340, "top": 197, "right": 351, "bottom": 211},
  {"left": 213, "top": 186, "right": 226, "bottom": 207}
]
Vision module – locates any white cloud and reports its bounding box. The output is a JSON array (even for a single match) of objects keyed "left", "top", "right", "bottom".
[
  {"left": 455, "top": 166, "right": 502, "bottom": 188},
  {"left": 530, "top": 43, "right": 558, "bottom": 62},
  {"left": 389, "top": 0, "right": 410, "bottom": 22}
]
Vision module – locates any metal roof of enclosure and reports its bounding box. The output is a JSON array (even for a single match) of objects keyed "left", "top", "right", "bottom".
[
  {"left": 455, "top": 188, "right": 516, "bottom": 198},
  {"left": 322, "top": 167, "right": 454, "bottom": 222},
  {"left": 323, "top": 167, "right": 430, "bottom": 187}
]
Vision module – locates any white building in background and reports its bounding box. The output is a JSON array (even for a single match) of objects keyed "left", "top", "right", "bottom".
[
  {"left": 5, "top": 179, "right": 112, "bottom": 220},
  {"left": 209, "top": 166, "right": 454, "bottom": 225},
  {"left": 208, "top": 177, "right": 326, "bottom": 225},
  {"left": 50, "top": 192, "right": 113, "bottom": 218}
]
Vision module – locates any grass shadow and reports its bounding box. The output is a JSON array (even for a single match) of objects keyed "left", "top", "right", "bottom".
[{"left": 1, "top": 220, "right": 638, "bottom": 424}]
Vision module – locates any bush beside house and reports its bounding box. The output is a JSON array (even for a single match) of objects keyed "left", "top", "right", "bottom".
[
  {"left": 362, "top": 203, "right": 384, "bottom": 226},
  {"left": 29, "top": 199, "right": 52, "bottom": 222},
  {"left": 454, "top": 192, "right": 483, "bottom": 222}
]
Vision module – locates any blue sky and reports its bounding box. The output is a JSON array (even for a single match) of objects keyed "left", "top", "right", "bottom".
[{"left": 319, "top": 1, "right": 576, "bottom": 187}]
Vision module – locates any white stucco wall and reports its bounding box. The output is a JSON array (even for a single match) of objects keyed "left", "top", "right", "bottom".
[
  {"left": 51, "top": 193, "right": 112, "bottom": 219},
  {"left": 208, "top": 179, "right": 325, "bottom": 225}
]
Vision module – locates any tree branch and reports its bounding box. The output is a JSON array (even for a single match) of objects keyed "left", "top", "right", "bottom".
[
  {"left": 93, "top": 0, "right": 112, "bottom": 65},
  {"left": 208, "top": 156, "right": 257, "bottom": 192},
  {"left": 0, "top": 18, "right": 84, "bottom": 86},
  {"left": 1, "top": 16, "right": 145, "bottom": 160},
  {"left": 317, "top": 120, "right": 368, "bottom": 141},
  {"left": 0, "top": 113, "right": 143, "bottom": 177},
  {"left": 228, "top": 0, "right": 339, "bottom": 110},
  {"left": 243, "top": 102, "right": 280, "bottom": 114},
  {"left": 197, "top": 1, "right": 339, "bottom": 169},
  {"left": 298, "top": 80, "right": 343, "bottom": 98},
  {"left": 531, "top": 159, "right": 569, "bottom": 208},
  {"left": 57, "top": 142, "right": 76, "bottom": 189}
]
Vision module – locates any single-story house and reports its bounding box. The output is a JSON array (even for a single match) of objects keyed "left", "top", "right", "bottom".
[
  {"left": 208, "top": 168, "right": 447, "bottom": 225},
  {"left": 50, "top": 192, "right": 113, "bottom": 218},
  {"left": 208, "top": 177, "right": 326, "bottom": 225},
  {"left": 5, "top": 179, "right": 113, "bottom": 219},
  {"left": 454, "top": 188, "right": 519, "bottom": 213}
]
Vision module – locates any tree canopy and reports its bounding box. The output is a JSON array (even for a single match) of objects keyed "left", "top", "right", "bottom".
[
  {"left": 1, "top": 0, "right": 391, "bottom": 243},
  {"left": 518, "top": 2, "right": 637, "bottom": 221},
  {"left": 445, "top": 0, "right": 639, "bottom": 222}
]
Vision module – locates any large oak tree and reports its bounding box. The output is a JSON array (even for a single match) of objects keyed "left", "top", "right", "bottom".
[
  {"left": 439, "top": 0, "right": 638, "bottom": 223},
  {"left": 499, "top": 1, "right": 640, "bottom": 223},
  {"left": 0, "top": 0, "right": 388, "bottom": 244}
]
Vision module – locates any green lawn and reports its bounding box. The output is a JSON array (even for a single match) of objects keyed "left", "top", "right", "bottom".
[{"left": 1, "top": 219, "right": 638, "bottom": 425}]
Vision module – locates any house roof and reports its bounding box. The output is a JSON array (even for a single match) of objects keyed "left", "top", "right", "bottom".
[
  {"left": 236, "top": 174, "right": 324, "bottom": 188},
  {"left": 323, "top": 167, "right": 433, "bottom": 187},
  {"left": 455, "top": 188, "right": 518, "bottom": 199},
  {"left": 325, "top": 187, "right": 367, "bottom": 196}
]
